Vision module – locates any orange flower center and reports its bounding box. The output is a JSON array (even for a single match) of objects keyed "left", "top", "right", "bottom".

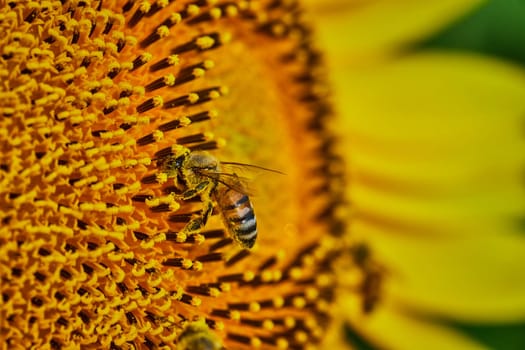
[{"left": 0, "top": 1, "right": 377, "bottom": 349}]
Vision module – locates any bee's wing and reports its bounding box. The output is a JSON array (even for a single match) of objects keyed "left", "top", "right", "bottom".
[
  {"left": 198, "top": 162, "right": 283, "bottom": 195},
  {"left": 215, "top": 173, "right": 256, "bottom": 196},
  {"left": 220, "top": 162, "right": 285, "bottom": 175},
  {"left": 198, "top": 170, "right": 255, "bottom": 196},
  {"left": 217, "top": 162, "right": 284, "bottom": 195}
]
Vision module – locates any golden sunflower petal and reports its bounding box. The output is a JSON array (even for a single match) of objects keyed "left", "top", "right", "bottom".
[
  {"left": 356, "top": 222, "right": 525, "bottom": 322},
  {"left": 320, "top": 319, "right": 353, "bottom": 350},
  {"left": 334, "top": 51, "right": 525, "bottom": 321},
  {"left": 303, "top": 0, "right": 485, "bottom": 64},
  {"left": 339, "top": 52, "right": 525, "bottom": 236},
  {"left": 343, "top": 299, "right": 489, "bottom": 350}
]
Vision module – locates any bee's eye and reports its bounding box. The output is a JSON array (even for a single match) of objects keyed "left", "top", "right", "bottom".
[{"left": 174, "top": 155, "right": 185, "bottom": 168}]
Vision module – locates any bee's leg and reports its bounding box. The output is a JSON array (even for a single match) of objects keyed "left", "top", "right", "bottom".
[
  {"left": 200, "top": 199, "right": 214, "bottom": 226},
  {"left": 175, "top": 180, "right": 212, "bottom": 200},
  {"left": 184, "top": 217, "right": 205, "bottom": 232},
  {"left": 145, "top": 180, "right": 213, "bottom": 244},
  {"left": 178, "top": 181, "right": 215, "bottom": 234},
  {"left": 183, "top": 194, "right": 215, "bottom": 234}
]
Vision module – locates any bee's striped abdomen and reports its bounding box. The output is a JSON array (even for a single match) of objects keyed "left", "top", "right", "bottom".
[{"left": 216, "top": 188, "right": 257, "bottom": 249}]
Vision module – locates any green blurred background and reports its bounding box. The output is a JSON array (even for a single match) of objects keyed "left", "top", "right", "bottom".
[
  {"left": 420, "top": 0, "right": 525, "bottom": 66},
  {"left": 345, "top": 0, "right": 525, "bottom": 349}
]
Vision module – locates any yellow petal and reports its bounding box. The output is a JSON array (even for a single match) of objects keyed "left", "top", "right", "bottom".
[
  {"left": 303, "top": 0, "right": 485, "bottom": 64},
  {"left": 336, "top": 53, "right": 525, "bottom": 320},
  {"left": 320, "top": 320, "right": 353, "bottom": 350},
  {"left": 350, "top": 174, "right": 525, "bottom": 236},
  {"left": 356, "top": 224, "right": 525, "bottom": 322},
  {"left": 342, "top": 295, "right": 489, "bottom": 350},
  {"left": 339, "top": 52, "right": 525, "bottom": 236}
]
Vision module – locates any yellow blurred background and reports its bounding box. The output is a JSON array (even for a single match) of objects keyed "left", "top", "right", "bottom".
[{"left": 305, "top": 1, "right": 525, "bottom": 349}]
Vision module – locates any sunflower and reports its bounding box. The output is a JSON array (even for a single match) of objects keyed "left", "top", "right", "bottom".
[
  {"left": 0, "top": 0, "right": 369, "bottom": 349},
  {"left": 2, "top": 0, "right": 524, "bottom": 349},
  {"left": 304, "top": 0, "right": 525, "bottom": 349}
]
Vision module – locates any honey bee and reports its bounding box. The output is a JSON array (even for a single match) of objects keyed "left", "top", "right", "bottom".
[
  {"left": 158, "top": 148, "right": 281, "bottom": 249},
  {"left": 176, "top": 320, "right": 222, "bottom": 350}
]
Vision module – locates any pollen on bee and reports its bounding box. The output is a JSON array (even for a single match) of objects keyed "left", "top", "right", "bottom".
[{"left": 155, "top": 172, "right": 168, "bottom": 184}]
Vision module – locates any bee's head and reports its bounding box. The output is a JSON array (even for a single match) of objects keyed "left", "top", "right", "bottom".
[
  {"left": 187, "top": 152, "right": 219, "bottom": 172},
  {"left": 156, "top": 146, "right": 190, "bottom": 175},
  {"left": 171, "top": 154, "right": 186, "bottom": 170},
  {"left": 159, "top": 152, "right": 188, "bottom": 176}
]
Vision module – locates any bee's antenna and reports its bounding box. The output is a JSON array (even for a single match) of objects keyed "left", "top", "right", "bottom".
[{"left": 220, "top": 162, "right": 286, "bottom": 175}]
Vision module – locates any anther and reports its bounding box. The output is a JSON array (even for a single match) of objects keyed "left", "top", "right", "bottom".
[
  {"left": 201, "top": 229, "right": 226, "bottom": 239},
  {"left": 149, "top": 203, "right": 172, "bottom": 212},
  {"left": 163, "top": 258, "right": 193, "bottom": 270},
  {"left": 160, "top": 12, "right": 182, "bottom": 27},
  {"left": 206, "top": 318, "right": 223, "bottom": 330},
  {"left": 116, "top": 38, "right": 126, "bottom": 52},
  {"left": 186, "top": 8, "right": 222, "bottom": 25},
  {"left": 24, "top": 9, "right": 39, "bottom": 23},
  {"left": 131, "top": 53, "right": 152, "bottom": 71},
  {"left": 171, "top": 68, "right": 205, "bottom": 86},
  {"left": 145, "top": 74, "right": 175, "bottom": 92},
  {"left": 188, "top": 110, "right": 217, "bottom": 123},
  {"left": 107, "top": 66, "right": 121, "bottom": 79},
  {"left": 218, "top": 271, "right": 254, "bottom": 283},
  {"left": 163, "top": 93, "right": 199, "bottom": 109},
  {"left": 145, "top": 1, "right": 170, "bottom": 17},
  {"left": 72, "top": 29, "right": 80, "bottom": 44},
  {"left": 179, "top": 4, "right": 200, "bottom": 20},
  {"left": 209, "top": 238, "right": 233, "bottom": 252},
  {"left": 158, "top": 119, "right": 182, "bottom": 132},
  {"left": 186, "top": 286, "right": 221, "bottom": 297},
  {"left": 136, "top": 96, "right": 163, "bottom": 113},
  {"left": 164, "top": 231, "right": 187, "bottom": 243},
  {"left": 177, "top": 132, "right": 212, "bottom": 145},
  {"left": 140, "top": 174, "right": 158, "bottom": 184},
  {"left": 258, "top": 256, "right": 279, "bottom": 271},
  {"left": 128, "top": 2, "right": 151, "bottom": 28},
  {"left": 241, "top": 318, "right": 274, "bottom": 330},
  {"left": 211, "top": 309, "right": 240, "bottom": 321},
  {"left": 140, "top": 25, "right": 170, "bottom": 48},
  {"left": 196, "top": 252, "right": 223, "bottom": 263},
  {"left": 149, "top": 55, "right": 179, "bottom": 72},
  {"left": 228, "top": 302, "right": 260, "bottom": 312},
  {"left": 122, "top": 0, "right": 136, "bottom": 12},
  {"left": 136, "top": 132, "right": 158, "bottom": 146},
  {"left": 180, "top": 293, "right": 201, "bottom": 306},
  {"left": 188, "top": 140, "right": 223, "bottom": 152},
  {"left": 168, "top": 213, "right": 195, "bottom": 223},
  {"left": 171, "top": 32, "right": 227, "bottom": 55},
  {"left": 225, "top": 249, "right": 250, "bottom": 267},
  {"left": 133, "top": 231, "right": 149, "bottom": 240},
  {"left": 227, "top": 333, "right": 262, "bottom": 348}
]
